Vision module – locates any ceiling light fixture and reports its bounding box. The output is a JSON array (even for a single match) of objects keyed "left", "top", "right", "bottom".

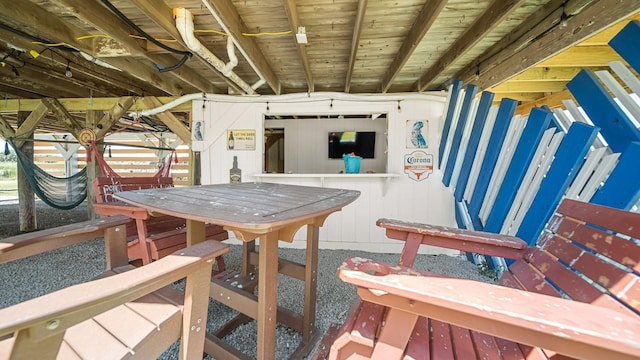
[{"left": 296, "top": 26, "right": 307, "bottom": 44}]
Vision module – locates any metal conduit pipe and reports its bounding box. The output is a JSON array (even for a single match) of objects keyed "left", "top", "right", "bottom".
[{"left": 174, "top": 7, "right": 255, "bottom": 95}]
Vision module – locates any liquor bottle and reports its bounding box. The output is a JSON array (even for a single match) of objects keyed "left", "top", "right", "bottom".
[
  {"left": 230, "top": 156, "right": 241, "bottom": 183},
  {"left": 228, "top": 131, "right": 235, "bottom": 149}
]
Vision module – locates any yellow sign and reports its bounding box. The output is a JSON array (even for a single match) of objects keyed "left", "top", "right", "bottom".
[{"left": 227, "top": 129, "right": 256, "bottom": 150}]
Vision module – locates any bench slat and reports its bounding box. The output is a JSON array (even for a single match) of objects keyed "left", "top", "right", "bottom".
[{"left": 557, "top": 199, "right": 640, "bottom": 239}]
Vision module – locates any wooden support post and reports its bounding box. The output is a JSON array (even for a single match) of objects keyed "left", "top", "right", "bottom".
[
  {"left": 86, "top": 110, "right": 100, "bottom": 219},
  {"left": 16, "top": 111, "right": 36, "bottom": 232}
]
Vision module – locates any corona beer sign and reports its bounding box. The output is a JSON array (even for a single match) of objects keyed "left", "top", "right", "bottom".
[{"left": 404, "top": 150, "right": 433, "bottom": 181}]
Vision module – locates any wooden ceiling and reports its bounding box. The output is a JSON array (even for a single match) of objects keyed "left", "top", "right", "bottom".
[{"left": 0, "top": 0, "right": 638, "bottom": 111}]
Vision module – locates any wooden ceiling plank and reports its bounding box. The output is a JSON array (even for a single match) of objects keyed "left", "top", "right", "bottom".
[
  {"left": 380, "top": 0, "right": 448, "bottom": 93},
  {"left": 452, "top": 0, "right": 594, "bottom": 88},
  {"left": 416, "top": 0, "right": 526, "bottom": 92},
  {"left": 143, "top": 97, "right": 190, "bottom": 144},
  {"left": 0, "top": 28, "right": 147, "bottom": 97},
  {"left": 489, "top": 81, "right": 568, "bottom": 93},
  {"left": 537, "top": 46, "right": 624, "bottom": 67},
  {"left": 344, "top": 0, "right": 368, "bottom": 93},
  {"left": 0, "top": 65, "right": 83, "bottom": 98},
  {"left": 41, "top": 98, "right": 84, "bottom": 138},
  {"left": 201, "top": 0, "right": 282, "bottom": 94},
  {"left": 509, "top": 66, "right": 607, "bottom": 82},
  {"left": 126, "top": 0, "right": 228, "bottom": 94},
  {"left": 0, "top": 0, "right": 184, "bottom": 96},
  {"left": 95, "top": 96, "right": 137, "bottom": 139},
  {"left": 14, "top": 101, "right": 49, "bottom": 147},
  {"left": 283, "top": 0, "right": 314, "bottom": 92},
  {"left": 48, "top": 0, "right": 215, "bottom": 94},
  {"left": 474, "top": 0, "right": 640, "bottom": 91}
]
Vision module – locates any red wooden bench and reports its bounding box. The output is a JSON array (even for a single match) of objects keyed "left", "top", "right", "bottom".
[
  {"left": 323, "top": 199, "right": 640, "bottom": 359},
  {"left": 93, "top": 176, "right": 227, "bottom": 270},
  {"left": 0, "top": 216, "right": 229, "bottom": 358}
]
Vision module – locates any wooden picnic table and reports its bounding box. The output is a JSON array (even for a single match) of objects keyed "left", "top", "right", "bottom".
[{"left": 115, "top": 182, "right": 360, "bottom": 359}]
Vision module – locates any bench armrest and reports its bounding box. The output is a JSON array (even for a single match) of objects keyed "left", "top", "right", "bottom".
[
  {"left": 93, "top": 203, "right": 152, "bottom": 220},
  {"left": 338, "top": 257, "right": 640, "bottom": 360},
  {"left": 0, "top": 240, "right": 229, "bottom": 339},
  {"left": 0, "top": 216, "right": 132, "bottom": 264},
  {"left": 377, "top": 218, "right": 527, "bottom": 260}
]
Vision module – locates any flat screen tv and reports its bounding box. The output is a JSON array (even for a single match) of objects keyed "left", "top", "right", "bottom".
[{"left": 328, "top": 131, "right": 376, "bottom": 159}]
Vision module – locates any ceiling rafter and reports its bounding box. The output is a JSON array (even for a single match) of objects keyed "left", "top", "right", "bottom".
[
  {"left": 380, "top": 0, "right": 448, "bottom": 93},
  {"left": 0, "top": 64, "right": 83, "bottom": 98},
  {"left": 450, "top": 0, "right": 596, "bottom": 89},
  {"left": 344, "top": 0, "right": 368, "bottom": 93},
  {"left": 283, "top": 0, "right": 313, "bottom": 92},
  {"left": 470, "top": 0, "right": 640, "bottom": 91},
  {"left": 0, "top": 0, "right": 187, "bottom": 96},
  {"left": 127, "top": 0, "right": 230, "bottom": 94},
  {"left": 0, "top": 27, "right": 149, "bottom": 97},
  {"left": 415, "top": 0, "right": 526, "bottom": 92},
  {"left": 202, "top": 0, "right": 282, "bottom": 95},
  {"left": 48, "top": 0, "right": 217, "bottom": 94}
]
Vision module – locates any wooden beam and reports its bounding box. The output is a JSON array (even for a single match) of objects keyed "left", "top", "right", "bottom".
[
  {"left": 452, "top": 0, "right": 596, "bottom": 88},
  {"left": 537, "top": 46, "right": 624, "bottom": 67},
  {"left": 0, "top": 97, "right": 190, "bottom": 112},
  {"left": 0, "top": 64, "right": 85, "bottom": 98},
  {"left": 95, "top": 96, "right": 137, "bottom": 139},
  {"left": 0, "top": 0, "right": 184, "bottom": 96},
  {"left": 127, "top": 0, "right": 227, "bottom": 94},
  {"left": 41, "top": 98, "right": 84, "bottom": 138},
  {"left": 515, "top": 89, "right": 575, "bottom": 115},
  {"left": 48, "top": 0, "right": 216, "bottom": 94},
  {"left": 380, "top": 0, "right": 448, "bottom": 93},
  {"left": 0, "top": 113, "right": 16, "bottom": 140},
  {"left": 143, "top": 97, "right": 191, "bottom": 144},
  {"left": 344, "top": 0, "right": 368, "bottom": 93},
  {"left": 283, "top": 0, "right": 313, "bottom": 92},
  {"left": 488, "top": 81, "right": 568, "bottom": 93},
  {"left": 461, "top": 0, "right": 640, "bottom": 90},
  {"left": 14, "top": 102, "right": 49, "bottom": 148},
  {"left": 201, "top": 0, "right": 282, "bottom": 94},
  {"left": 508, "top": 66, "right": 607, "bottom": 81},
  {"left": 416, "top": 0, "right": 526, "bottom": 91}
]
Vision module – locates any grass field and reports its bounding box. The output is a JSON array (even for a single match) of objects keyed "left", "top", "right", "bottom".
[{"left": 0, "top": 162, "right": 18, "bottom": 199}]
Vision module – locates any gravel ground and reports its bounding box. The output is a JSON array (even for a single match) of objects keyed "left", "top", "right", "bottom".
[{"left": 0, "top": 201, "right": 495, "bottom": 359}]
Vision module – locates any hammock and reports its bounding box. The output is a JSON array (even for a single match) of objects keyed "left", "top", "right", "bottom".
[{"left": 8, "top": 138, "right": 87, "bottom": 210}]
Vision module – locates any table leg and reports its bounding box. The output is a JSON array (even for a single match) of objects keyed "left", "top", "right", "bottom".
[
  {"left": 242, "top": 239, "right": 256, "bottom": 276},
  {"left": 186, "top": 219, "right": 206, "bottom": 247},
  {"left": 304, "top": 224, "right": 319, "bottom": 342},
  {"left": 257, "top": 232, "right": 279, "bottom": 360}
]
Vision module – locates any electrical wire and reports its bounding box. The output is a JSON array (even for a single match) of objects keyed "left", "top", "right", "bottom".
[{"left": 98, "top": 0, "right": 191, "bottom": 72}]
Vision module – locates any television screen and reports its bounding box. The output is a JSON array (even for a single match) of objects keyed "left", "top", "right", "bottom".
[{"left": 328, "top": 131, "right": 376, "bottom": 159}]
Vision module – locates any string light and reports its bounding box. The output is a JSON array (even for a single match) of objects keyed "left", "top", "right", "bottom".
[
  {"left": 560, "top": 2, "right": 568, "bottom": 28},
  {"left": 65, "top": 61, "right": 73, "bottom": 78}
]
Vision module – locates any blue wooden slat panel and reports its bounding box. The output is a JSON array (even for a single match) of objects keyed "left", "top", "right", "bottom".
[
  {"left": 467, "top": 98, "right": 518, "bottom": 227},
  {"left": 483, "top": 108, "right": 553, "bottom": 233},
  {"left": 454, "top": 91, "right": 495, "bottom": 202},
  {"left": 541, "top": 105, "right": 562, "bottom": 132},
  {"left": 609, "top": 20, "right": 640, "bottom": 73},
  {"left": 591, "top": 142, "right": 640, "bottom": 210},
  {"left": 438, "top": 80, "right": 463, "bottom": 169},
  {"left": 567, "top": 69, "right": 640, "bottom": 153},
  {"left": 442, "top": 84, "right": 478, "bottom": 186},
  {"left": 516, "top": 122, "right": 599, "bottom": 245}
]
